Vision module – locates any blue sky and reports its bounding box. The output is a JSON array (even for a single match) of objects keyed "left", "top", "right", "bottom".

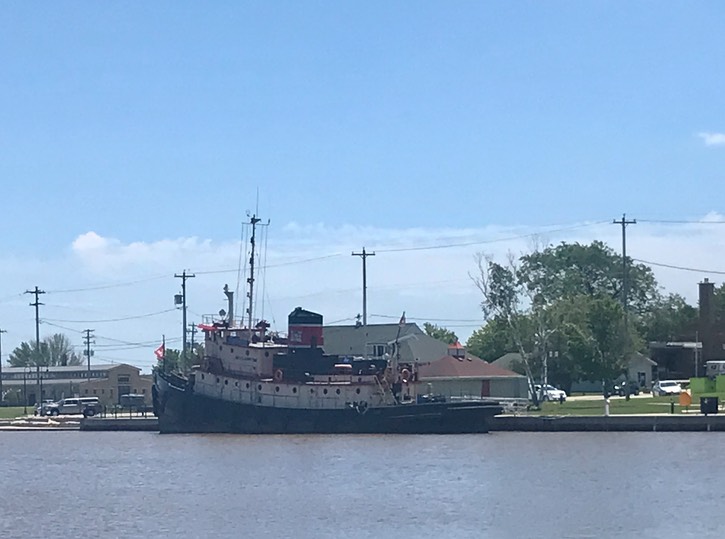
[{"left": 1, "top": 3, "right": 724, "bottom": 370}]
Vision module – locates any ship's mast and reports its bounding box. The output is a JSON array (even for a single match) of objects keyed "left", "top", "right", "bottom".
[{"left": 246, "top": 214, "right": 262, "bottom": 340}]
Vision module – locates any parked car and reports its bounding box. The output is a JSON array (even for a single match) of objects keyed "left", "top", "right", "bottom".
[
  {"left": 613, "top": 381, "right": 640, "bottom": 397},
  {"left": 34, "top": 399, "right": 56, "bottom": 416},
  {"left": 652, "top": 380, "right": 682, "bottom": 397},
  {"left": 45, "top": 397, "right": 103, "bottom": 417},
  {"left": 534, "top": 384, "right": 567, "bottom": 402}
]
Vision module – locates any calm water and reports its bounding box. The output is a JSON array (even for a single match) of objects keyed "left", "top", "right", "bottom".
[{"left": 1, "top": 431, "right": 723, "bottom": 538}]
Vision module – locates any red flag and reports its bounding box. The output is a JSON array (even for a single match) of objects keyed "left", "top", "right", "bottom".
[
  {"left": 399, "top": 311, "right": 406, "bottom": 327},
  {"left": 154, "top": 343, "right": 165, "bottom": 360}
]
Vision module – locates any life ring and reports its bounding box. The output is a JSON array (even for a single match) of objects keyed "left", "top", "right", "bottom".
[
  {"left": 401, "top": 368, "right": 411, "bottom": 383},
  {"left": 274, "top": 369, "right": 284, "bottom": 382}
]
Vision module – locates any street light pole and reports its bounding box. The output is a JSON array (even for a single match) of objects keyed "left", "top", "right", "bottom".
[
  {"left": 0, "top": 328, "right": 6, "bottom": 404},
  {"left": 23, "top": 367, "right": 28, "bottom": 415}
]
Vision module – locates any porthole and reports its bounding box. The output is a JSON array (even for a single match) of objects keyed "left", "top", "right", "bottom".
[
  {"left": 323, "top": 389, "right": 328, "bottom": 395},
  {"left": 336, "top": 388, "right": 341, "bottom": 395},
  {"left": 258, "top": 384, "right": 262, "bottom": 390},
  {"left": 246, "top": 383, "right": 250, "bottom": 389},
  {"left": 275, "top": 386, "right": 280, "bottom": 392},
  {"left": 310, "top": 389, "right": 315, "bottom": 394},
  {"left": 358, "top": 377, "right": 362, "bottom": 383},
  {"left": 265, "top": 351, "right": 269, "bottom": 357},
  {"left": 356, "top": 388, "right": 361, "bottom": 394},
  {"left": 230, "top": 348, "right": 234, "bottom": 353},
  {"left": 246, "top": 350, "right": 250, "bottom": 356},
  {"left": 219, "top": 345, "right": 223, "bottom": 351},
  {"left": 235, "top": 382, "right": 239, "bottom": 387},
  {"left": 216, "top": 378, "right": 220, "bottom": 383},
  {"left": 201, "top": 374, "right": 205, "bottom": 380},
  {"left": 292, "top": 387, "right": 297, "bottom": 394},
  {"left": 225, "top": 380, "right": 228, "bottom": 385}
]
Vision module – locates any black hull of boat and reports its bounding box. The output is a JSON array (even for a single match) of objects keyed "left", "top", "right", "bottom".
[{"left": 153, "top": 381, "right": 502, "bottom": 435}]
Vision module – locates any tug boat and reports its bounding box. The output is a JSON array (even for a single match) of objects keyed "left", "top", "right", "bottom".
[{"left": 152, "top": 217, "right": 502, "bottom": 434}]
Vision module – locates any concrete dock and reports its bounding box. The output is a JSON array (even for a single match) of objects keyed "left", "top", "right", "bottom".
[
  {"left": 491, "top": 413, "right": 725, "bottom": 432},
  {"left": 80, "top": 417, "right": 159, "bottom": 431}
]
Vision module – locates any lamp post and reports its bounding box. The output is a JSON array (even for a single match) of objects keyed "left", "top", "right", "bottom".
[{"left": 23, "top": 366, "right": 31, "bottom": 415}]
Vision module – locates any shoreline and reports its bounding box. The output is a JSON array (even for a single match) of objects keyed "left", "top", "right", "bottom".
[{"left": 4, "top": 413, "right": 725, "bottom": 432}]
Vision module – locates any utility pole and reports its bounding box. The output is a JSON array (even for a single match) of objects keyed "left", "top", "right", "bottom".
[
  {"left": 352, "top": 247, "right": 375, "bottom": 359},
  {"left": 175, "top": 270, "right": 195, "bottom": 363},
  {"left": 83, "top": 329, "right": 95, "bottom": 371},
  {"left": 0, "top": 328, "right": 6, "bottom": 403},
  {"left": 613, "top": 214, "right": 637, "bottom": 316},
  {"left": 352, "top": 248, "right": 375, "bottom": 326},
  {"left": 613, "top": 214, "right": 636, "bottom": 399},
  {"left": 188, "top": 322, "right": 197, "bottom": 364},
  {"left": 25, "top": 286, "right": 45, "bottom": 403}
]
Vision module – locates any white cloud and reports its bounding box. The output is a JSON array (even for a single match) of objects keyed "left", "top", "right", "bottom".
[{"left": 698, "top": 132, "right": 725, "bottom": 147}]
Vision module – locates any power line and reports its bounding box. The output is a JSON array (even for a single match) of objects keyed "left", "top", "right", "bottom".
[
  {"left": 43, "top": 308, "right": 177, "bottom": 324},
  {"left": 374, "top": 221, "right": 609, "bottom": 253},
  {"left": 46, "top": 274, "right": 169, "bottom": 294},
  {"left": 370, "top": 314, "right": 483, "bottom": 323},
  {"left": 195, "top": 253, "right": 344, "bottom": 275},
  {"left": 633, "top": 258, "right": 725, "bottom": 276},
  {"left": 42, "top": 320, "right": 180, "bottom": 349},
  {"left": 638, "top": 219, "right": 725, "bottom": 224}
]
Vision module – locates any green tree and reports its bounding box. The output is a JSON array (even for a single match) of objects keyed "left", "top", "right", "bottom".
[
  {"left": 158, "top": 345, "right": 203, "bottom": 374},
  {"left": 471, "top": 252, "right": 554, "bottom": 406},
  {"left": 639, "top": 293, "right": 698, "bottom": 343},
  {"left": 466, "top": 317, "right": 513, "bottom": 363},
  {"left": 422, "top": 323, "right": 458, "bottom": 344},
  {"left": 472, "top": 243, "right": 649, "bottom": 402},
  {"left": 548, "top": 294, "right": 639, "bottom": 388},
  {"left": 519, "top": 241, "right": 659, "bottom": 314},
  {"left": 8, "top": 334, "right": 82, "bottom": 367}
]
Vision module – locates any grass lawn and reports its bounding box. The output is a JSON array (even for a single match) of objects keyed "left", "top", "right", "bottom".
[
  {"left": 0, "top": 407, "right": 29, "bottom": 419},
  {"left": 532, "top": 396, "right": 693, "bottom": 416}
]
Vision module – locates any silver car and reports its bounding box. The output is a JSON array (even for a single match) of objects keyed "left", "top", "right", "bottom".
[{"left": 652, "top": 380, "right": 682, "bottom": 397}]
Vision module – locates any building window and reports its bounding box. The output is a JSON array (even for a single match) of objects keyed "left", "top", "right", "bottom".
[
  {"left": 118, "top": 375, "right": 130, "bottom": 383},
  {"left": 142, "top": 388, "right": 146, "bottom": 394},
  {"left": 85, "top": 389, "right": 89, "bottom": 395},
  {"left": 102, "top": 389, "right": 105, "bottom": 394},
  {"left": 367, "top": 343, "right": 387, "bottom": 358},
  {"left": 93, "top": 389, "right": 97, "bottom": 395}
]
